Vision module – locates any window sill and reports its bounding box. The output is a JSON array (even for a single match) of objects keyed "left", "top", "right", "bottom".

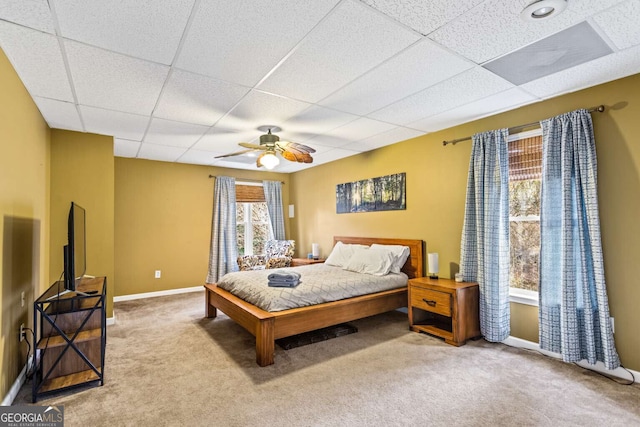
[{"left": 509, "top": 288, "right": 538, "bottom": 306}]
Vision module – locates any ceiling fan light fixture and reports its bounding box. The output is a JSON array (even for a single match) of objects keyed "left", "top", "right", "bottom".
[
  {"left": 521, "top": 0, "right": 567, "bottom": 21},
  {"left": 260, "top": 152, "right": 279, "bottom": 169}
]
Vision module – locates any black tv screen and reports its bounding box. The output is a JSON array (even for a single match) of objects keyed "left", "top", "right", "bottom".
[{"left": 64, "top": 202, "right": 86, "bottom": 292}]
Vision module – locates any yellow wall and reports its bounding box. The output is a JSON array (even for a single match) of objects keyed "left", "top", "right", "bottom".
[
  {"left": 49, "top": 130, "right": 115, "bottom": 317},
  {"left": 289, "top": 73, "right": 640, "bottom": 371},
  {"left": 114, "top": 158, "right": 290, "bottom": 296},
  {"left": 0, "top": 49, "right": 50, "bottom": 399}
]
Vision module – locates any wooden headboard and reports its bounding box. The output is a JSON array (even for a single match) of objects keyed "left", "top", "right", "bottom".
[{"left": 332, "top": 236, "right": 424, "bottom": 279}]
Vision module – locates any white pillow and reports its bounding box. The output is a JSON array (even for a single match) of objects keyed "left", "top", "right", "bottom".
[
  {"left": 343, "top": 246, "right": 395, "bottom": 276},
  {"left": 370, "top": 244, "right": 410, "bottom": 274},
  {"left": 325, "top": 242, "right": 368, "bottom": 268}
]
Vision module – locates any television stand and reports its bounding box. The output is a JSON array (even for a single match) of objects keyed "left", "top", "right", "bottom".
[{"left": 32, "top": 277, "right": 106, "bottom": 402}]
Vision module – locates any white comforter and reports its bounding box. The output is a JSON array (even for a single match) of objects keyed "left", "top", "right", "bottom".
[{"left": 217, "top": 264, "right": 408, "bottom": 312}]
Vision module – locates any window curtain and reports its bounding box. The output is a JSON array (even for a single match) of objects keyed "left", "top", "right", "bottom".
[
  {"left": 539, "top": 109, "right": 620, "bottom": 369},
  {"left": 460, "top": 129, "right": 511, "bottom": 342},
  {"left": 206, "top": 176, "right": 238, "bottom": 283},
  {"left": 263, "top": 180, "right": 285, "bottom": 240}
]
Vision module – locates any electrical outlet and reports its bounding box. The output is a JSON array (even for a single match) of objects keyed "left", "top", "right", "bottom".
[
  {"left": 155, "top": 270, "right": 161, "bottom": 279},
  {"left": 610, "top": 317, "right": 615, "bottom": 334},
  {"left": 19, "top": 323, "right": 25, "bottom": 342},
  {"left": 21, "top": 291, "right": 25, "bottom": 307}
]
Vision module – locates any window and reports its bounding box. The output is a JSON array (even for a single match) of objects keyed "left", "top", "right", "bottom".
[
  {"left": 508, "top": 130, "right": 542, "bottom": 305},
  {"left": 235, "top": 184, "right": 272, "bottom": 256}
]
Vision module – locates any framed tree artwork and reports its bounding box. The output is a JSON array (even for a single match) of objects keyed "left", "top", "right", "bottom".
[{"left": 336, "top": 173, "right": 406, "bottom": 214}]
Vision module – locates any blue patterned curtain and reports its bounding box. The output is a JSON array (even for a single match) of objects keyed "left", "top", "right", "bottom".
[
  {"left": 539, "top": 109, "right": 620, "bottom": 369},
  {"left": 460, "top": 129, "right": 510, "bottom": 342},
  {"left": 263, "top": 180, "right": 285, "bottom": 240},
  {"left": 206, "top": 176, "right": 238, "bottom": 283}
]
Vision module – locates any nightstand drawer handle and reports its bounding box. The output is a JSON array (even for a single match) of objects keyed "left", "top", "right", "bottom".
[{"left": 422, "top": 298, "right": 437, "bottom": 307}]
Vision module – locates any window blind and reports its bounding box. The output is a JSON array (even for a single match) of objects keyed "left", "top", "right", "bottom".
[
  {"left": 509, "top": 135, "right": 542, "bottom": 181},
  {"left": 236, "top": 184, "right": 265, "bottom": 203}
]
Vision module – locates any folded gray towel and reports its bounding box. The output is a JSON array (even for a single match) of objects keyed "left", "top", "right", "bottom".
[
  {"left": 268, "top": 279, "right": 300, "bottom": 288},
  {"left": 267, "top": 270, "right": 301, "bottom": 282}
]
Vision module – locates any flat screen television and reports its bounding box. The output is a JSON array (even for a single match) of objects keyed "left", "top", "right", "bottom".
[{"left": 64, "top": 202, "right": 86, "bottom": 293}]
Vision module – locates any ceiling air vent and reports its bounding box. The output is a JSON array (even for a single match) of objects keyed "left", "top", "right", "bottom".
[{"left": 483, "top": 21, "right": 613, "bottom": 85}]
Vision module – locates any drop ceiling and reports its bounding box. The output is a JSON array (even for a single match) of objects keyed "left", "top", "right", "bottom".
[{"left": 1, "top": 0, "right": 639, "bottom": 172}]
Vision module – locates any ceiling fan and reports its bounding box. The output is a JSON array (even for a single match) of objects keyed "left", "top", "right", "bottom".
[{"left": 215, "top": 126, "right": 315, "bottom": 170}]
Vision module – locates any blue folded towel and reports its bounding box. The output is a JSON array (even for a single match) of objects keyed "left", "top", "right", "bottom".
[{"left": 268, "top": 270, "right": 301, "bottom": 287}]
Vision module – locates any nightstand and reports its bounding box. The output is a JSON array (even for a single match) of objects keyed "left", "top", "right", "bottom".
[
  {"left": 290, "top": 258, "right": 326, "bottom": 267},
  {"left": 408, "top": 277, "right": 480, "bottom": 346}
]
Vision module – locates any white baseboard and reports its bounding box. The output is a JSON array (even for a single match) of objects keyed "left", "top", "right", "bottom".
[
  {"left": 113, "top": 285, "right": 203, "bottom": 303},
  {"left": 2, "top": 355, "right": 33, "bottom": 406},
  {"left": 502, "top": 336, "right": 638, "bottom": 383}
]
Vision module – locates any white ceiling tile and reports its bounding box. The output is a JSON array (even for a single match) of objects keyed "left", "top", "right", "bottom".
[
  {"left": 520, "top": 43, "right": 640, "bottom": 99},
  {"left": 0, "top": 21, "right": 73, "bottom": 101},
  {"left": 154, "top": 69, "right": 250, "bottom": 126},
  {"left": 319, "top": 39, "right": 474, "bottom": 115},
  {"left": 359, "top": 0, "right": 485, "bottom": 35},
  {"left": 0, "top": 0, "right": 55, "bottom": 33},
  {"left": 280, "top": 105, "right": 358, "bottom": 139},
  {"left": 114, "top": 138, "right": 141, "bottom": 158},
  {"left": 80, "top": 105, "right": 149, "bottom": 140},
  {"left": 300, "top": 143, "right": 335, "bottom": 155},
  {"left": 144, "top": 118, "right": 209, "bottom": 147},
  {"left": 176, "top": 0, "right": 340, "bottom": 87},
  {"left": 327, "top": 117, "right": 397, "bottom": 140},
  {"left": 193, "top": 128, "right": 262, "bottom": 153},
  {"left": 32, "top": 96, "right": 83, "bottom": 131},
  {"left": 137, "top": 143, "right": 186, "bottom": 162},
  {"left": 370, "top": 67, "right": 514, "bottom": 125},
  {"left": 409, "top": 88, "right": 540, "bottom": 133},
  {"left": 430, "top": 0, "right": 626, "bottom": 63},
  {"left": 258, "top": 0, "right": 421, "bottom": 103},
  {"left": 52, "top": 0, "right": 194, "bottom": 64},
  {"left": 593, "top": 0, "right": 640, "bottom": 50},
  {"left": 312, "top": 147, "right": 361, "bottom": 165},
  {"left": 2, "top": 0, "right": 638, "bottom": 173},
  {"left": 275, "top": 162, "right": 309, "bottom": 173},
  {"left": 177, "top": 149, "right": 218, "bottom": 166},
  {"left": 342, "top": 126, "right": 424, "bottom": 152},
  {"left": 65, "top": 40, "right": 169, "bottom": 115},
  {"left": 304, "top": 134, "right": 353, "bottom": 149},
  {"left": 215, "top": 90, "right": 312, "bottom": 132}
]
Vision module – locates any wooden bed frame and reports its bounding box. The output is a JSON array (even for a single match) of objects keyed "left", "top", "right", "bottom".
[{"left": 204, "top": 236, "right": 424, "bottom": 366}]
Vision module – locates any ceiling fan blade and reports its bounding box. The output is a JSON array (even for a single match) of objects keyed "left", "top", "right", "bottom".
[
  {"left": 256, "top": 152, "right": 266, "bottom": 168},
  {"left": 277, "top": 141, "right": 316, "bottom": 154},
  {"left": 239, "top": 142, "right": 265, "bottom": 150},
  {"left": 214, "top": 148, "right": 258, "bottom": 159},
  {"left": 281, "top": 150, "right": 313, "bottom": 164}
]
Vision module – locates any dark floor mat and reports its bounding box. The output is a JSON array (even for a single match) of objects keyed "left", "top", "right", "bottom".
[{"left": 276, "top": 323, "right": 358, "bottom": 350}]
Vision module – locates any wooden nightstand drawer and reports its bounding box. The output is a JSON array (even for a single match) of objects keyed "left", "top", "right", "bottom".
[{"left": 410, "top": 287, "right": 451, "bottom": 317}]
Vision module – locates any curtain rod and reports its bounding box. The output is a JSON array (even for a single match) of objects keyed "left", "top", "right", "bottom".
[
  {"left": 442, "top": 105, "right": 606, "bottom": 146},
  {"left": 208, "top": 175, "right": 285, "bottom": 184}
]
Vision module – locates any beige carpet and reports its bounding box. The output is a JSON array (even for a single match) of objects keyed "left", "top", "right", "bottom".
[{"left": 15, "top": 291, "right": 640, "bottom": 426}]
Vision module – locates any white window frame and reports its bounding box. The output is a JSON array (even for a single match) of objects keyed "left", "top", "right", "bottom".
[
  {"left": 508, "top": 128, "right": 542, "bottom": 307},
  {"left": 236, "top": 182, "right": 273, "bottom": 256}
]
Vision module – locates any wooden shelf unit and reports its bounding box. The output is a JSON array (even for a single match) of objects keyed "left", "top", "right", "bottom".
[
  {"left": 32, "top": 277, "right": 106, "bottom": 402},
  {"left": 408, "top": 277, "right": 480, "bottom": 346}
]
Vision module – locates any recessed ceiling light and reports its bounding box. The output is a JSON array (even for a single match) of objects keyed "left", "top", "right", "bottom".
[{"left": 521, "top": 0, "right": 567, "bottom": 21}]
